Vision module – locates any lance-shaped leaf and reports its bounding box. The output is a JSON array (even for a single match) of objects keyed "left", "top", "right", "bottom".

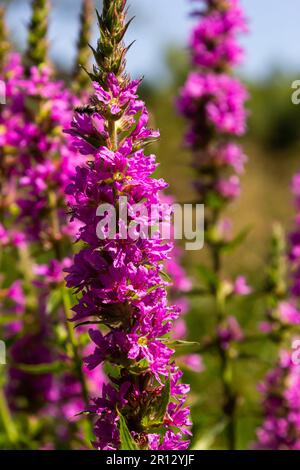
[
  {"left": 14, "top": 361, "right": 68, "bottom": 374},
  {"left": 197, "top": 264, "right": 218, "bottom": 290},
  {"left": 46, "top": 289, "right": 62, "bottom": 315},
  {"left": 221, "top": 226, "right": 251, "bottom": 253},
  {"left": 141, "top": 377, "right": 171, "bottom": 429},
  {"left": 192, "top": 419, "right": 228, "bottom": 450},
  {"left": 117, "top": 409, "right": 139, "bottom": 450},
  {"left": 0, "top": 315, "right": 20, "bottom": 326},
  {"left": 163, "top": 339, "right": 200, "bottom": 357}
]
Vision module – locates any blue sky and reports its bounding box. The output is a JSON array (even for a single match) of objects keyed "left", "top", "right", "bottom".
[{"left": 3, "top": 0, "right": 300, "bottom": 82}]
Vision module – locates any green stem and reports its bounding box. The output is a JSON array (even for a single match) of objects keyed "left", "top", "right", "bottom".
[
  {"left": 47, "top": 191, "right": 91, "bottom": 439},
  {"left": 109, "top": 120, "right": 118, "bottom": 150},
  {"left": 211, "top": 238, "right": 237, "bottom": 450},
  {"left": 61, "top": 286, "right": 89, "bottom": 407},
  {"left": 0, "top": 388, "right": 18, "bottom": 445}
]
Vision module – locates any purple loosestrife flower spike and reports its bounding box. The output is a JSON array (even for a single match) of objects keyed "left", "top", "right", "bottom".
[
  {"left": 25, "top": 0, "right": 49, "bottom": 71},
  {"left": 177, "top": 0, "right": 248, "bottom": 215},
  {"left": 65, "top": 0, "right": 191, "bottom": 450},
  {"left": 255, "top": 352, "right": 300, "bottom": 450},
  {"left": 0, "top": 6, "right": 9, "bottom": 217},
  {"left": 255, "top": 185, "right": 300, "bottom": 449},
  {"left": 72, "top": 0, "right": 94, "bottom": 93},
  {"left": 177, "top": 0, "right": 249, "bottom": 449},
  {"left": 289, "top": 172, "right": 300, "bottom": 298},
  {"left": 0, "top": 8, "right": 101, "bottom": 443}
]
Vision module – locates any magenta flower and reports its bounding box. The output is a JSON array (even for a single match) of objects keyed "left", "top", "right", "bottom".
[
  {"left": 256, "top": 173, "right": 300, "bottom": 449},
  {"left": 278, "top": 302, "right": 300, "bottom": 326},
  {"left": 1, "top": 53, "right": 78, "bottom": 243},
  {"left": 234, "top": 276, "right": 252, "bottom": 296},
  {"left": 177, "top": 0, "right": 248, "bottom": 209},
  {"left": 217, "top": 315, "right": 244, "bottom": 350},
  {"left": 255, "top": 351, "right": 300, "bottom": 449},
  {"left": 0, "top": 50, "right": 104, "bottom": 442},
  {"left": 190, "top": 0, "right": 247, "bottom": 69},
  {"left": 178, "top": 73, "right": 248, "bottom": 140}
]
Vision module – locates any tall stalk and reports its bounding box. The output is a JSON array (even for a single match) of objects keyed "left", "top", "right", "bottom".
[
  {"left": 72, "top": 0, "right": 94, "bottom": 93},
  {"left": 177, "top": 0, "right": 249, "bottom": 449}
]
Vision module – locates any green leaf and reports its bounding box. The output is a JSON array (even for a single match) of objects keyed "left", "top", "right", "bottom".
[
  {"left": 14, "top": 361, "right": 68, "bottom": 374},
  {"left": 46, "top": 289, "right": 62, "bottom": 315},
  {"left": 154, "top": 377, "right": 170, "bottom": 421},
  {"left": 196, "top": 265, "right": 218, "bottom": 289},
  {"left": 164, "top": 340, "right": 200, "bottom": 357},
  {"left": 0, "top": 315, "right": 20, "bottom": 326},
  {"left": 206, "top": 191, "right": 224, "bottom": 210},
  {"left": 160, "top": 270, "right": 172, "bottom": 283},
  {"left": 221, "top": 226, "right": 251, "bottom": 253},
  {"left": 147, "top": 284, "right": 164, "bottom": 294},
  {"left": 141, "top": 378, "right": 170, "bottom": 429},
  {"left": 119, "top": 110, "right": 142, "bottom": 142},
  {"left": 117, "top": 410, "right": 139, "bottom": 450},
  {"left": 128, "top": 358, "right": 149, "bottom": 374},
  {"left": 103, "top": 362, "right": 121, "bottom": 379},
  {"left": 25, "top": 96, "right": 41, "bottom": 116},
  {"left": 191, "top": 419, "right": 228, "bottom": 450}
]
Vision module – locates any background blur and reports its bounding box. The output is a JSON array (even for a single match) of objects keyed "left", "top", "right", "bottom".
[
  {"left": 2, "top": 0, "right": 300, "bottom": 448},
  {"left": 3, "top": 0, "right": 300, "bottom": 275}
]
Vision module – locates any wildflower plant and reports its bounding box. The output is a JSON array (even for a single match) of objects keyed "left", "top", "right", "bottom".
[
  {"left": 0, "top": 0, "right": 103, "bottom": 449},
  {"left": 0, "top": 0, "right": 296, "bottom": 453},
  {"left": 177, "top": 0, "right": 250, "bottom": 449},
  {"left": 64, "top": 0, "right": 191, "bottom": 450},
  {"left": 255, "top": 181, "right": 300, "bottom": 449}
]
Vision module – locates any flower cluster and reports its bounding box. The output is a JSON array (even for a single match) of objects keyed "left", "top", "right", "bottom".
[
  {"left": 177, "top": 73, "right": 247, "bottom": 141},
  {"left": 0, "top": 51, "right": 80, "bottom": 411},
  {"left": 66, "top": 73, "right": 191, "bottom": 450},
  {"left": 190, "top": 0, "right": 247, "bottom": 70},
  {"left": 0, "top": 32, "right": 102, "bottom": 448},
  {"left": 255, "top": 180, "right": 300, "bottom": 449},
  {"left": 255, "top": 351, "right": 300, "bottom": 450},
  {"left": 289, "top": 172, "right": 300, "bottom": 297},
  {"left": 0, "top": 53, "right": 77, "bottom": 244},
  {"left": 177, "top": 0, "right": 248, "bottom": 206},
  {"left": 217, "top": 315, "right": 244, "bottom": 350}
]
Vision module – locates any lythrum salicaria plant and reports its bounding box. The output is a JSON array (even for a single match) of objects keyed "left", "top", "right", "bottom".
[
  {"left": 64, "top": 0, "right": 191, "bottom": 450},
  {"left": 255, "top": 178, "right": 300, "bottom": 449},
  {"left": 177, "top": 0, "right": 250, "bottom": 449},
  {"left": 0, "top": 0, "right": 105, "bottom": 448}
]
